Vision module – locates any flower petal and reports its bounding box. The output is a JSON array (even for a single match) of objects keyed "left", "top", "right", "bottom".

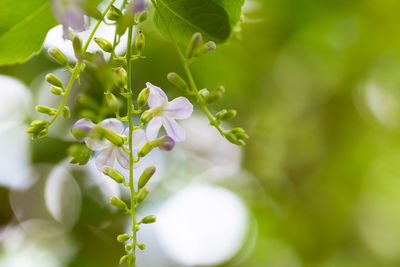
[
  {"left": 133, "top": 129, "right": 147, "bottom": 148},
  {"left": 146, "top": 116, "right": 163, "bottom": 140},
  {"left": 146, "top": 82, "right": 168, "bottom": 108},
  {"left": 116, "top": 148, "right": 129, "bottom": 169},
  {"left": 164, "top": 97, "right": 193, "bottom": 119},
  {"left": 99, "top": 118, "right": 124, "bottom": 134},
  {"left": 162, "top": 117, "right": 186, "bottom": 142},
  {"left": 95, "top": 146, "right": 117, "bottom": 171},
  {"left": 85, "top": 137, "right": 109, "bottom": 151}
]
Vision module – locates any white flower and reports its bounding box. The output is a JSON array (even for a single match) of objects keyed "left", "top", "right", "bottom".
[
  {"left": 73, "top": 118, "right": 146, "bottom": 171},
  {"left": 145, "top": 82, "right": 193, "bottom": 142}
]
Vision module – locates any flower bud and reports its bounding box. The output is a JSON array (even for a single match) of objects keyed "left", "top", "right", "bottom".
[
  {"left": 186, "top": 32, "right": 203, "bottom": 59},
  {"left": 105, "top": 92, "right": 119, "bottom": 113},
  {"left": 36, "top": 105, "right": 57, "bottom": 115},
  {"left": 136, "top": 11, "right": 147, "bottom": 23},
  {"left": 138, "top": 166, "right": 156, "bottom": 189},
  {"left": 135, "top": 31, "right": 145, "bottom": 51},
  {"left": 113, "top": 67, "right": 127, "bottom": 88},
  {"left": 140, "top": 109, "right": 154, "bottom": 124},
  {"left": 50, "top": 86, "right": 63, "bottom": 95},
  {"left": 137, "top": 142, "right": 152, "bottom": 157},
  {"left": 94, "top": 126, "right": 125, "bottom": 147},
  {"left": 117, "top": 234, "right": 131, "bottom": 243},
  {"left": 37, "top": 128, "right": 48, "bottom": 138},
  {"left": 102, "top": 166, "right": 125, "bottom": 183},
  {"left": 198, "top": 88, "right": 210, "bottom": 100},
  {"left": 31, "top": 120, "right": 49, "bottom": 128},
  {"left": 225, "top": 132, "right": 245, "bottom": 146},
  {"left": 137, "top": 87, "right": 150, "bottom": 108},
  {"left": 72, "top": 34, "right": 83, "bottom": 60},
  {"left": 215, "top": 109, "right": 236, "bottom": 121},
  {"left": 167, "top": 72, "right": 188, "bottom": 91},
  {"left": 194, "top": 41, "right": 216, "bottom": 57},
  {"left": 61, "top": 106, "right": 71, "bottom": 119},
  {"left": 136, "top": 187, "right": 150, "bottom": 204},
  {"left": 48, "top": 47, "right": 68, "bottom": 66},
  {"left": 71, "top": 118, "right": 94, "bottom": 140},
  {"left": 119, "top": 255, "right": 129, "bottom": 264},
  {"left": 107, "top": 5, "right": 122, "bottom": 21},
  {"left": 137, "top": 243, "right": 146, "bottom": 250},
  {"left": 45, "top": 73, "right": 64, "bottom": 88},
  {"left": 230, "top": 127, "right": 248, "bottom": 139},
  {"left": 68, "top": 144, "right": 91, "bottom": 165},
  {"left": 94, "top": 37, "right": 113, "bottom": 53},
  {"left": 205, "top": 85, "right": 225, "bottom": 103},
  {"left": 110, "top": 196, "right": 128, "bottom": 211},
  {"left": 125, "top": 244, "right": 133, "bottom": 251},
  {"left": 141, "top": 215, "right": 156, "bottom": 224}
]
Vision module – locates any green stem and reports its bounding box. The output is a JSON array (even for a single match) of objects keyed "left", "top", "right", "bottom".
[{"left": 126, "top": 25, "right": 137, "bottom": 267}]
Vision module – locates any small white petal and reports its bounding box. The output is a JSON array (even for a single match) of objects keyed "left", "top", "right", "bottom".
[
  {"left": 116, "top": 148, "right": 129, "bottom": 169},
  {"left": 164, "top": 97, "right": 193, "bottom": 119},
  {"left": 146, "top": 82, "right": 168, "bottom": 108},
  {"left": 162, "top": 117, "right": 186, "bottom": 142},
  {"left": 85, "top": 137, "right": 109, "bottom": 151},
  {"left": 146, "top": 116, "right": 163, "bottom": 140},
  {"left": 95, "top": 146, "right": 117, "bottom": 171},
  {"left": 133, "top": 128, "right": 147, "bottom": 148},
  {"left": 99, "top": 118, "right": 124, "bottom": 134}
]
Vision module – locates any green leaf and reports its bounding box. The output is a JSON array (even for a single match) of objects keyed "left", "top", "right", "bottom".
[
  {"left": 0, "top": 0, "right": 58, "bottom": 65},
  {"left": 153, "top": 0, "right": 245, "bottom": 44}
]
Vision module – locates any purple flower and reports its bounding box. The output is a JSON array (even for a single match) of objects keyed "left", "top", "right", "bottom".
[
  {"left": 145, "top": 82, "right": 193, "bottom": 142},
  {"left": 158, "top": 136, "right": 175, "bottom": 151},
  {"left": 50, "top": 0, "right": 86, "bottom": 39},
  {"left": 71, "top": 118, "right": 94, "bottom": 141},
  {"left": 133, "top": 0, "right": 147, "bottom": 14},
  {"left": 73, "top": 118, "right": 146, "bottom": 171}
]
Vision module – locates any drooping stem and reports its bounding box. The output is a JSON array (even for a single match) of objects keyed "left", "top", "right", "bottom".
[{"left": 126, "top": 25, "right": 137, "bottom": 266}]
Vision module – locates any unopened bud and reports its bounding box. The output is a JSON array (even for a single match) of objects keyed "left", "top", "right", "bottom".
[
  {"left": 194, "top": 41, "right": 216, "bottom": 57},
  {"left": 119, "top": 255, "right": 129, "bottom": 264},
  {"left": 94, "top": 126, "right": 125, "bottom": 147},
  {"left": 36, "top": 105, "right": 57, "bottom": 115},
  {"left": 230, "top": 127, "right": 248, "bottom": 139},
  {"left": 167, "top": 72, "right": 188, "bottom": 91},
  {"left": 117, "top": 234, "right": 131, "bottom": 243},
  {"left": 198, "top": 88, "right": 210, "bottom": 100},
  {"left": 105, "top": 92, "right": 119, "bottom": 113},
  {"left": 113, "top": 67, "right": 127, "bottom": 88},
  {"left": 72, "top": 35, "right": 83, "bottom": 60},
  {"left": 94, "top": 37, "right": 113, "bottom": 53},
  {"left": 137, "top": 87, "right": 150, "bottom": 108},
  {"left": 68, "top": 144, "right": 91, "bottom": 165},
  {"left": 141, "top": 215, "right": 156, "bottom": 224},
  {"left": 31, "top": 120, "right": 49, "bottom": 128},
  {"left": 61, "top": 106, "right": 71, "bottom": 118},
  {"left": 135, "top": 31, "right": 145, "bottom": 51},
  {"left": 137, "top": 243, "right": 146, "bottom": 250},
  {"left": 48, "top": 47, "right": 68, "bottom": 66},
  {"left": 154, "top": 135, "right": 175, "bottom": 151},
  {"left": 138, "top": 166, "right": 156, "bottom": 189},
  {"left": 215, "top": 109, "right": 236, "bottom": 121},
  {"left": 136, "top": 187, "right": 150, "bottom": 204},
  {"left": 102, "top": 166, "right": 125, "bottom": 183},
  {"left": 125, "top": 244, "right": 132, "bottom": 251},
  {"left": 140, "top": 109, "right": 154, "bottom": 124},
  {"left": 71, "top": 118, "right": 94, "bottom": 140},
  {"left": 45, "top": 73, "right": 64, "bottom": 88},
  {"left": 110, "top": 196, "right": 128, "bottom": 211},
  {"left": 107, "top": 5, "right": 122, "bottom": 21},
  {"left": 225, "top": 132, "right": 245, "bottom": 146},
  {"left": 206, "top": 85, "right": 225, "bottom": 103},
  {"left": 137, "top": 11, "right": 147, "bottom": 23},
  {"left": 50, "top": 86, "right": 63, "bottom": 95},
  {"left": 186, "top": 32, "right": 203, "bottom": 59}
]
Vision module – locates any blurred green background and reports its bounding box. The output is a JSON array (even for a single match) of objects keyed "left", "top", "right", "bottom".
[{"left": 2, "top": 0, "right": 400, "bottom": 266}]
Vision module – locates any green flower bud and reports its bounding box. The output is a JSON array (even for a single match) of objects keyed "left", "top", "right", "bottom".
[
  {"left": 137, "top": 87, "right": 150, "bottom": 108},
  {"left": 135, "top": 31, "right": 145, "bottom": 51},
  {"left": 138, "top": 166, "right": 156, "bottom": 189},
  {"left": 215, "top": 109, "right": 236, "bottom": 121},
  {"left": 36, "top": 105, "right": 57, "bottom": 115},
  {"left": 94, "top": 37, "right": 113, "bottom": 53},
  {"left": 141, "top": 214, "right": 156, "bottom": 224},
  {"left": 31, "top": 120, "right": 49, "bottom": 128},
  {"left": 198, "top": 88, "right": 210, "bottom": 100},
  {"left": 194, "top": 41, "right": 216, "bottom": 57},
  {"left": 50, "top": 86, "right": 63, "bottom": 95},
  {"left": 48, "top": 47, "right": 68, "bottom": 66},
  {"left": 137, "top": 11, "right": 148, "bottom": 23},
  {"left": 61, "top": 106, "right": 71, "bottom": 119},
  {"left": 119, "top": 255, "right": 129, "bottom": 264},
  {"left": 37, "top": 128, "right": 48, "bottom": 139},
  {"left": 94, "top": 126, "right": 125, "bottom": 147},
  {"left": 186, "top": 32, "right": 203, "bottom": 59},
  {"left": 105, "top": 92, "right": 119, "bottom": 113},
  {"left": 107, "top": 5, "right": 122, "bottom": 21},
  {"left": 225, "top": 132, "right": 245, "bottom": 146},
  {"left": 137, "top": 142, "right": 152, "bottom": 157},
  {"left": 167, "top": 72, "right": 188, "bottom": 91},
  {"left": 45, "top": 73, "right": 64, "bottom": 88},
  {"left": 102, "top": 166, "right": 125, "bottom": 183},
  {"left": 140, "top": 109, "right": 154, "bottom": 124},
  {"left": 117, "top": 234, "right": 131, "bottom": 242},
  {"left": 113, "top": 67, "right": 127, "bottom": 88},
  {"left": 26, "top": 127, "right": 36, "bottom": 134},
  {"left": 125, "top": 244, "right": 133, "bottom": 251},
  {"left": 136, "top": 187, "right": 150, "bottom": 204},
  {"left": 72, "top": 34, "right": 83, "bottom": 60},
  {"left": 206, "top": 85, "right": 225, "bottom": 103},
  {"left": 137, "top": 243, "right": 146, "bottom": 250},
  {"left": 110, "top": 196, "right": 128, "bottom": 211},
  {"left": 230, "top": 127, "right": 248, "bottom": 139},
  {"left": 68, "top": 144, "right": 91, "bottom": 165}
]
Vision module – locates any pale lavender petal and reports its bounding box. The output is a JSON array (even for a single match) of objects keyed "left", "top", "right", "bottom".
[
  {"left": 71, "top": 118, "right": 94, "bottom": 141},
  {"left": 116, "top": 148, "right": 129, "bottom": 169},
  {"left": 65, "top": 8, "right": 85, "bottom": 30},
  {"left": 164, "top": 97, "right": 193, "bottom": 119},
  {"left": 99, "top": 118, "right": 124, "bottom": 134},
  {"left": 161, "top": 117, "right": 186, "bottom": 142},
  {"left": 95, "top": 146, "right": 117, "bottom": 171},
  {"left": 158, "top": 135, "right": 175, "bottom": 151},
  {"left": 146, "top": 116, "right": 163, "bottom": 140},
  {"left": 85, "top": 137, "right": 109, "bottom": 151},
  {"left": 146, "top": 82, "right": 168, "bottom": 108},
  {"left": 133, "top": 0, "right": 147, "bottom": 14},
  {"left": 133, "top": 129, "right": 147, "bottom": 148}
]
